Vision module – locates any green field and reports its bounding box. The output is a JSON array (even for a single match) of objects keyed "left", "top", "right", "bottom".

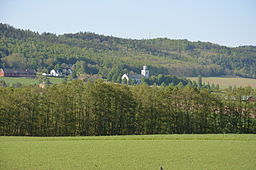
[
  {"left": 189, "top": 77, "right": 256, "bottom": 88},
  {"left": 0, "top": 76, "right": 65, "bottom": 86},
  {"left": 1, "top": 135, "right": 256, "bottom": 170}
]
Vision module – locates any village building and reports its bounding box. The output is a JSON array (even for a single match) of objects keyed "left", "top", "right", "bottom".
[
  {"left": 121, "top": 65, "right": 149, "bottom": 84},
  {"left": 43, "top": 68, "right": 72, "bottom": 77},
  {"left": 49, "top": 69, "right": 60, "bottom": 77},
  {"left": 241, "top": 96, "right": 256, "bottom": 102},
  {"left": 0, "top": 68, "right": 36, "bottom": 78},
  {"left": 122, "top": 74, "right": 143, "bottom": 84}
]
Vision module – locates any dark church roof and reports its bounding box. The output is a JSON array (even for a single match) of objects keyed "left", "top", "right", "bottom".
[{"left": 127, "top": 74, "right": 143, "bottom": 79}]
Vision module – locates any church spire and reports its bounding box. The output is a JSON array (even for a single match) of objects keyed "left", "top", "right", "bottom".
[{"left": 141, "top": 65, "right": 149, "bottom": 78}]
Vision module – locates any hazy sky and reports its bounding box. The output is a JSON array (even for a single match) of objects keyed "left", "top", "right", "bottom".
[{"left": 1, "top": 0, "right": 255, "bottom": 47}]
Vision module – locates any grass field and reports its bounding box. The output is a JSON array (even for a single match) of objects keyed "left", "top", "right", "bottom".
[
  {"left": 0, "top": 76, "right": 65, "bottom": 86},
  {"left": 1, "top": 135, "right": 256, "bottom": 170},
  {"left": 189, "top": 77, "right": 256, "bottom": 88}
]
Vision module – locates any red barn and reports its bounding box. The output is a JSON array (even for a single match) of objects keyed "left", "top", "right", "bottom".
[
  {"left": 0, "top": 69, "right": 36, "bottom": 78},
  {"left": 248, "top": 96, "right": 256, "bottom": 102},
  {"left": 0, "top": 69, "right": 4, "bottom": 77}
]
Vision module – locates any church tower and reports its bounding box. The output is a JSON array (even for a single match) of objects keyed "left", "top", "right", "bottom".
[{"left": 141, "top": 65, "right": 149, "bottom": 78}]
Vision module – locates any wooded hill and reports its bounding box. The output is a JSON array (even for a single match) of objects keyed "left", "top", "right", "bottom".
[{"left": 0, "top": 23, "right": 256, "bottom": 80}]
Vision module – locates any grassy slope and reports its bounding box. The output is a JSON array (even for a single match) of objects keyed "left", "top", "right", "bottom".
[
  {"left": 1, "top": 135, "right": 256, "bottom": 170},
  {"left": 189, "top": 77, "right": 256, "bottom": 88},
  {"left": 0, "top": 77, "right": 64, "bottom": 86}
]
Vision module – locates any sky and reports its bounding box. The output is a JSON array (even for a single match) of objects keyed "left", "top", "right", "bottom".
[{"left": 0, "top": 0, "right": 255, "bottom": 47}]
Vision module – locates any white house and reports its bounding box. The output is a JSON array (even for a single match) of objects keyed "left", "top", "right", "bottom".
[
  {"left": 50, "top": 69, "right": 60, "bottom": 77},
  {"left": 121, "top": 65, "right": 149, "bottom": 84}
]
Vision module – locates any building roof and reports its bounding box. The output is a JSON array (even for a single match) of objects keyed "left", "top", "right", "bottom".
[
  {"left": 128, "top": 74, "right": 143, "bottom": 79},
  {"left": 2, "top": 69, "right": 36, "bottom": 74}
]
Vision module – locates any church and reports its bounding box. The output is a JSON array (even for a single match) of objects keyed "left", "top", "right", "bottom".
[{"left": 121, "top": 65, "right": 149, "bottom": 84}]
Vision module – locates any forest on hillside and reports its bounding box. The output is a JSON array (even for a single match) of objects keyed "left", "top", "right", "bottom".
[
  {"left": 0, "top": 80, "right": 255, "bottom": 136},
  {"left": 1, "top": 23, "right": 256, "bottom": 81}
]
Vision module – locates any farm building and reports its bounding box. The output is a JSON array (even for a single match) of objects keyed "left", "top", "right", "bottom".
[{"left": 0, "top": 69, "right": 36, "bottom": 78}]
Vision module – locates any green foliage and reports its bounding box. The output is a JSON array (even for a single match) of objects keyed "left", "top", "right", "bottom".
[
  {"left": 107, "top": 65, "right": 125, "bottom": 82},
  {"left": 12, "top": 82, "right": 22, "bottom": 88},
  {"left": 142, "top": 74, "right": 191, "bottom": 86},
  {"left": 198, "top": 75, "right": 202, "bottom": 87},
  {"left": 74, "top": 60, "right": 87, "bottom": 75},
  {"left": 0, "top": 80, "right": 7, "bottom": 87},
  {"left": 1, "top": 53, "right": 26, "bottom": 69},
  {"left": 71, "top": 70, "right": 77, "bottom": 79}
]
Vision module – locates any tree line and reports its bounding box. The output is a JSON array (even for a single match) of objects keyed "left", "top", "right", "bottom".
[{"left": 0, "top": 80, "right": 255, "bottom": 136}]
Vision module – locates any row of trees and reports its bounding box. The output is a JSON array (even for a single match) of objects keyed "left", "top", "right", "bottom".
[
  {"left": 0, "top": 80, "right": 255, "bottom": 136},
  {"left": 141, "top": 74, "right": 191, "bottom": 86}
]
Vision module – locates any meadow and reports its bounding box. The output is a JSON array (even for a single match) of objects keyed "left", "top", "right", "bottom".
[
  {"left": 0, "top": 76, "right": 65, "bottom": 86},
  {"left": 1, "top": 135, "right": 256, "bottom": 170},
  {"left": 189, "top": 77, "right": 256, "bottom": 88}
]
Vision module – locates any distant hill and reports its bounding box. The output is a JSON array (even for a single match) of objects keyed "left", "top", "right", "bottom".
[{"left": 0, "top": 23, "right": 255, "bottom": 81}]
